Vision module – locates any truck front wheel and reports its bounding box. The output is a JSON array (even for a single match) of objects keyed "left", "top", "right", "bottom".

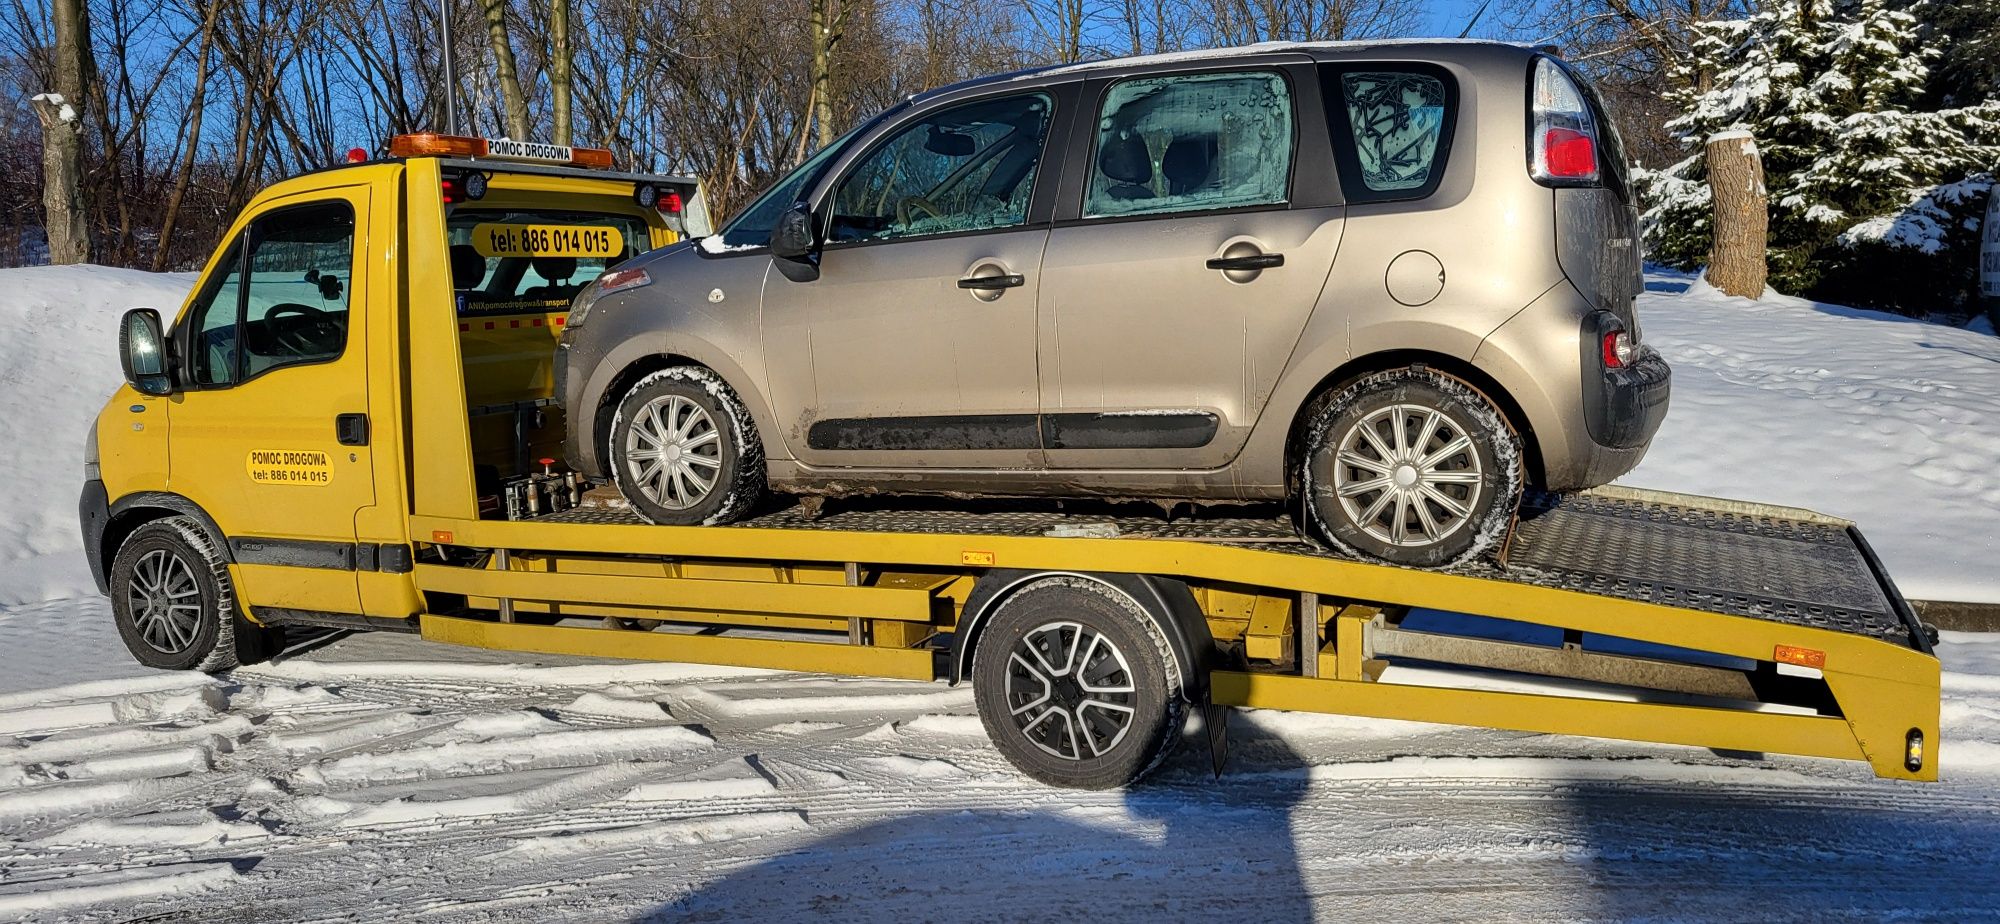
[
  {"left": 972, "top": 577, "right": 1187, "bottom": 789},
  {"left": 109, "top": 516, "right": 283, "bottom": 672}
]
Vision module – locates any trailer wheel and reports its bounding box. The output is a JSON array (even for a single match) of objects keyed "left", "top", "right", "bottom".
[
  {"left": 609, "top": 365, "right": 766, "bottom": 526},
  {"left": 109, "top": 516, "right": 283, "bottom": 672},
  {"left": 1300, "top": 367, "right": 1521, "bottom": 567},
  {"left": 972, "top": 577, "right": 1186, "bottom": 789}
]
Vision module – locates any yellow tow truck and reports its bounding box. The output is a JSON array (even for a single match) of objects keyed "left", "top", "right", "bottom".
[{"left": 79, "top": 134, "right": 1941, "bottom": 788}]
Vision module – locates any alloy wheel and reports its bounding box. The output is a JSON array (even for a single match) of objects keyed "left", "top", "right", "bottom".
[
  {"left": 129, "top": 547, "right": 202, "bottom": 653},
  {"left": 1004, "top": 620, "right": 1138, "bottom": 761}
]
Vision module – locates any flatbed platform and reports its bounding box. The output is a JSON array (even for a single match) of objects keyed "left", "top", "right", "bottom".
[{"left": 539, "top": 486, "right": 1931, "bottom": 651}]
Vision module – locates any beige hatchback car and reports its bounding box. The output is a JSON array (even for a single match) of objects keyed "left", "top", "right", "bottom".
[{"left": 557, "top": 40, "right": 1670, "bottom": 567}]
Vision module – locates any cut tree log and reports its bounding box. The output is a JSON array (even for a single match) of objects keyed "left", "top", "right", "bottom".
[{"left": 1704, "top": 130, "right": 1768, "bottom": 298}]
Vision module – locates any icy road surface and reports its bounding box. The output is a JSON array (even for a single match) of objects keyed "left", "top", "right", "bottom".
[{"left": 1, "top": 599, "right": 1998, "bottom": 922}]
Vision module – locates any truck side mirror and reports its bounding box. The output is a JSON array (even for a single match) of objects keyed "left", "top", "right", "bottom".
[
  {"left": 119, "top": 308, "right": 174, "bottom": 396},
  {"left": 770, "top": 202, "right": 820, "bottom": 283}
]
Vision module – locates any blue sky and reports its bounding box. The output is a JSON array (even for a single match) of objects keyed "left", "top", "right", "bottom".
[{"left": 1415, "top": 0, "right": 1504, "bottom": 39}]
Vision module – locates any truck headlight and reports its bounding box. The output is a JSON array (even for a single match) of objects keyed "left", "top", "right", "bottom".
[{"left": 84, "top": 422, "right": 100, "bottom": 481}]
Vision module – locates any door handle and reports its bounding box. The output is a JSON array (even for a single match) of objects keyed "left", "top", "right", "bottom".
[
  {"left": 336, "top": 413, "right": 369, "bottom": 447},
  {"left": 1206, "top": 253, "right": 1284, "bottom": 271},
  {"left": 957, "top": 273, "right": 1026, "bottom": 290}
]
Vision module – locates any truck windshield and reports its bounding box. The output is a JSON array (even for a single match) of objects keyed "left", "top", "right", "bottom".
[{"left": 446, "top": 209, "right": 653, "bottom": 315}]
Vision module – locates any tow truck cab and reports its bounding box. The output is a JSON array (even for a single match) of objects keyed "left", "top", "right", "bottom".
[{"left": 80, "top": 137, "right": 707, "bottom": 621}]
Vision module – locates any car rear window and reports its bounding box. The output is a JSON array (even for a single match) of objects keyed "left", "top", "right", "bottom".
[{"left": 1323, "top": 65, "right": 1457, "bottom": 203}]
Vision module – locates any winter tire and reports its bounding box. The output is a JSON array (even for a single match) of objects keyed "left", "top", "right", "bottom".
[
  {"left": 609, "top": 365, "right": 766, "bottom": 525},
  {"left": 1300, "top": 367, "right": 1522, "bottom": 567},
  {"left": 973, "top": 576, "right": 1186, "bottom": 789},
  {"left": 109, "top": 516, "right": 284, "bottom": 672}
]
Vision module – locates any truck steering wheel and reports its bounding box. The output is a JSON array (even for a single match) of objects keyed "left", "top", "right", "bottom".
[{"left": 264, "top": 303, "right": 335, "bottom": 355}]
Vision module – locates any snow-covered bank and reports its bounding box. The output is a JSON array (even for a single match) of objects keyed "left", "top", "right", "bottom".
[
  {"left": 1620, "top": 271, "right": 2000, "bottom": 603},
  {"left": 1, "top": 263, "right": 1994, "bottom": 602},
  {"left": 0, "top": 267, "right": 195, "bottom": 606}
]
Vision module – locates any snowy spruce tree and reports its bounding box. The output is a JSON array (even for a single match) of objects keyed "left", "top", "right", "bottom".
[{"left": 1637, "top": 0, "right": 2000, "bottom": 313}]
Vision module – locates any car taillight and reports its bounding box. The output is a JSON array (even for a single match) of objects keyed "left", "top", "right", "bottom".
[
  {"left": 1602, "top": 329, "right": 1635, "bottom": 368},
  {"left": 1530, "top": 57, "right": 1600, "bottom": 186}
]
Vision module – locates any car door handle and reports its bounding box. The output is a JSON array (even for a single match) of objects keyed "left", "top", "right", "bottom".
[
  {"left": 1206, "top": 253, "right": 1284, "bottom": 271},
  {"left": 957, "top": 273, "right": 1025, "bottom": 290}
]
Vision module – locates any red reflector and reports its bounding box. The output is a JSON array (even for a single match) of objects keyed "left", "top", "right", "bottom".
[
  {"left": 661, "top": 190, "right": 683, "bottom": 214},
  {"left": 1543, "top": 128, "right": 1597, "bottom": 179},
  {"left": 532, "top": 318, "right": 543, "bottom": 327},
  {"left": 554, "top": 317, "right": 565, "bottom": 326},
  {"left": 1601, "top": 331, "right": 1625, "bottom": 368}
]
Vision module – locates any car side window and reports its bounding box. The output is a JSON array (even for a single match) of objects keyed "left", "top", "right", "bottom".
[
  {"left": 1083, "top": 71, "right": 1294, "bottom": 219},
  {"left": 827, "top": 93, "right": 1053, "bottom": 243},
  {"left": 1331, "top": 69, "right": 1452, "bottom": 200}
]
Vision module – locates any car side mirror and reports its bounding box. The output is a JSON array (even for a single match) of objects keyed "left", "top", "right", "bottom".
[
  {"left": 119, "top": 307, "right": 174, "bottom": 396},
  {"left": 770, "top": 202, "right": 820, "bottom": 283}
]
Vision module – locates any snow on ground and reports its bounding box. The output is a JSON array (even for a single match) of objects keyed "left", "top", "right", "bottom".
[
  {"left": 0, "top": 602, "right": 1997, "bottom": 922},
  {"left": 4, "top": 265, "right": 2000, "bottom": 920},
  {"left": 1620, "top": 271, "right": 2000, "bottom": 603},
  {"left": 0, "top": 267, "right": 195, "bottom": 606}
]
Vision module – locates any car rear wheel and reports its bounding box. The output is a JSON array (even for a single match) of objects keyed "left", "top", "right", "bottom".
[
  {"left": 972, "top": 577, "right": 1186, "bottom": 789},
  {"left": 110, "top": 516, "right": 284, "bottom": 672},
  {"left": 609, "top": 365, "right": 765, "bottom": 525},
  {"left": 1300, "top": 367, "right": 1522, "bottom": 567}
]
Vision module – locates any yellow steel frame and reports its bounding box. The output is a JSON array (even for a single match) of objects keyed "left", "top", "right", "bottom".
[{"left": 404, "top": 515, "right": 1939, "bottom": 781}]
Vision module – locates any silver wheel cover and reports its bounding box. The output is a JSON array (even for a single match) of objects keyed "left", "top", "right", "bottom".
[
  {"left": 1328, "top": 403, "right": 1484, "bottom": 548},
  {"left": 1004, "top": 620, "right": 1138, "bottom": 761},
  {"left": 623, "top": 394, "right": 723, "bottom": 511},
  {"left": 129, "top": 548, "right": 203, "bottom": 653}
]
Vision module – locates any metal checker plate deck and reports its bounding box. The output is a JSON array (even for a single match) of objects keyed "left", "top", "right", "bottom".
[{"left": 537, "top": 492, "right": 1910, "bottom": 644}]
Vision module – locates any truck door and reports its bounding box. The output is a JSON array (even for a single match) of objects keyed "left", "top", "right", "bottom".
[{"left": 167, "top": 188, "right": 375, "bottom": 615}]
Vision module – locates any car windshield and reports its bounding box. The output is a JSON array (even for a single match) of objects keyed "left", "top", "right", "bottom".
[{"left": 716, "top": 124, "right": 868, "bottom": 249}]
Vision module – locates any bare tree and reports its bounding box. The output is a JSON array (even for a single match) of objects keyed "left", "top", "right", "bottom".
[
  {"left": 482, "top": 0, "right": 531, "bottom": 138},
  {"left": 31, "top": 0, "right": 91, "bottom": 263},
  {"left": 550, "top": 0, "right": 572, "bottom": 144}
]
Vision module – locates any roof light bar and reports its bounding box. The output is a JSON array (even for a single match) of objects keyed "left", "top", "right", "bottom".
[{"left": 385, "top": 133, "right": 616, "bottom": 169}]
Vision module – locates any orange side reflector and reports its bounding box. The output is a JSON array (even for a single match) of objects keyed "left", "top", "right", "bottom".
[
  {"left": 570, "top": 147, "right": 615, "bottom": 169},
  {"left": 431, "top": 530, "right": 455, "bottom": 544},
  {"left": 388, "top": 133, "right": 487, "bottom": 158},
  {"left": 961, "top": 550, "right": 996, "bottom": 566},
  {"left": 1775, "top": 645, "right": 1826, "bottom": 669}
]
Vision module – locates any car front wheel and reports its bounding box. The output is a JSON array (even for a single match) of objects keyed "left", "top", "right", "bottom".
[
  {"left": 608, "top": 365, "right": 766, "bottom": 526},
  {"left": 1300, "top": 367, "right": 1522, "bottom": 567}
]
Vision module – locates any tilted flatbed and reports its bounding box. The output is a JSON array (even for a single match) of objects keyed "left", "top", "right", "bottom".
[
  {"left": 396, "top": 484, "right": 1938, "bottom": 784},
  {"left": 82, "top": 151, "right": 1940, "bottom": 788}
]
